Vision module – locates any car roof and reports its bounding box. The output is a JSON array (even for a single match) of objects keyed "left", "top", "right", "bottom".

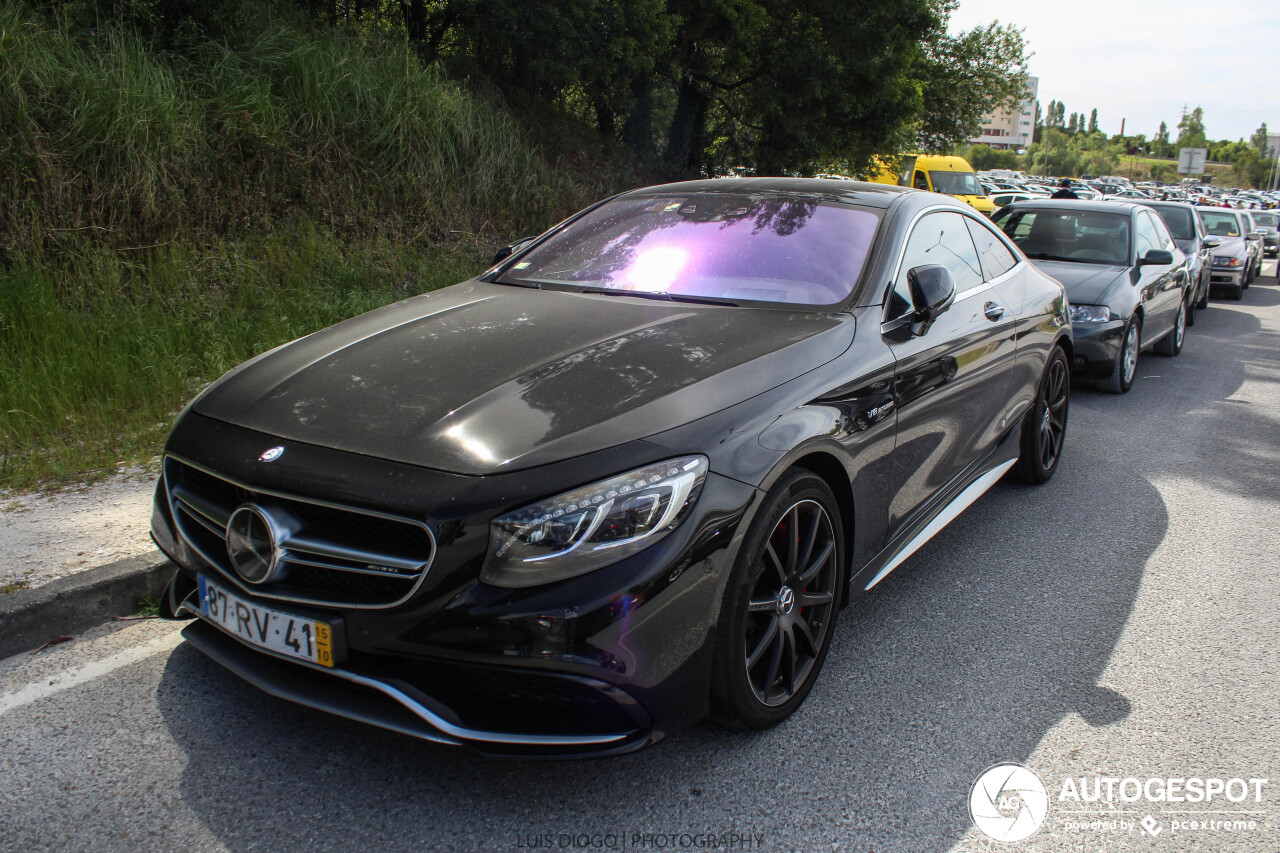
[
  {"left": 999, "top": 199, "right": 1145, "bottom": 216},
  {"left": 625, "top": 177, "right": 917, "bottom": 210},
  {"left": 1138, "top": 200, "right": 1199, "bottom": 211}
]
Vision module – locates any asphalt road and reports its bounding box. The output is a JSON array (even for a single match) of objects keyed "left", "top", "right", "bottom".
[{"left": 3, "top": 263, "right": 1279, "bottom": 853}]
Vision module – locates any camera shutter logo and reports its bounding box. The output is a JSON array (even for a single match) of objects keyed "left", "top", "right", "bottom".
[{"left": 970, "top": 763, "right": 1048, "bottom": 842}]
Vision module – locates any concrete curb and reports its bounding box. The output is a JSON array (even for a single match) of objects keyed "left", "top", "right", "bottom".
[{"left": 0, "top": 552, "right": 175, "bottom": 659}]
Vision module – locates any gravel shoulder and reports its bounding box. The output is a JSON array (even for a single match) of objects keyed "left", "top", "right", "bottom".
[{"left": 0, "top": 465, "right": 158, "bottom": 592}]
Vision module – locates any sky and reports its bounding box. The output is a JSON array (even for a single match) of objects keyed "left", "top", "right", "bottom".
[{"left": 949, "top": 0, "right": 1280, "bottom": 143}]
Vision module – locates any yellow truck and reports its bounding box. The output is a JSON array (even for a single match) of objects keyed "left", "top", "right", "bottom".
[{"left": 868, "top": 154, "right": 995, "bottom": 215}]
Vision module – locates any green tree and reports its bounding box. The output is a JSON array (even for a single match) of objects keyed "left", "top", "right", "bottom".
[
  {"left": 1155, "top": 121, "right": 1171, "bottom": 158},
  {"left": 1251, "top": 122, "right": 1269, "bottom": 155},
  {"left": 1067, "top": 112, "right": 1079, "bottom": 135},
  {"left": 912, "top": 16, "right": 1030, "bottom": 153},
  {"left": 1088, "top": 108, "right": 1098, "bottom": 134},
  {"left": 1176, "top": 106, "right": 1207, "bottom": 149}
]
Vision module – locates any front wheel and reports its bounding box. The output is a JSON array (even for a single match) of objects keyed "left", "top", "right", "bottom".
[
  {"left": 710, "top": 471, "right": 842, "bottom": 730},
  {"left": 1012, "top": 346, "right": 1070, "bottom": 484},
  {"left": 1098, "top": 316, "right": 1139, "bottom": 394},
  {"left": 1154, "top": 300, "right": 1185, "bottom": 356},
  {"left": 1185, "top": 289, "right": 1197, "bottom": 327}
]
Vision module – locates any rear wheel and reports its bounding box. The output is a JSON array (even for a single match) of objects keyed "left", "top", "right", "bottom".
[
  {"left": 710, "top": 471, "right": 842, "bottom": 730},
  {"left": 1185, "top": 289, "right": 1197, "bottom": 327},
  {"left": 1196, "top": 274, "right": 1209, "bottom": 309},
  {"left": 1098, "top": 316, "right": 1139, "bottom": 394},
  {"left": 1154, "top": 300, "right": 1185, "bottom": 356},
  {"left": 1012, "top": 346, "right": 1069, "bottom": 484}
]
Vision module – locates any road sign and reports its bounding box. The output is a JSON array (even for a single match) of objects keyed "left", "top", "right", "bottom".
[{"left": 1177, "top": 147, "right": 1207, "bottom": 175}]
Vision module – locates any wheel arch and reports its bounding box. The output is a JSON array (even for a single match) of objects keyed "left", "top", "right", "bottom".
[{"left": 788, "top": 450, "right": 856, "bottom": 610}]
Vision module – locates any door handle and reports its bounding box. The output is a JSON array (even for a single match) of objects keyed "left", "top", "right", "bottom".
[{"left": 984, "top": 301, "right": 1005, "bottom": 321}]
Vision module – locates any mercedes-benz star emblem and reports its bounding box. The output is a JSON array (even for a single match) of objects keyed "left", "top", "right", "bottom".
[
  {"left": 259, "top": 446, "right": 285, "bottom": 463},
  {"left": 226, "top": 505, "right": 280, "bottom": 584}
]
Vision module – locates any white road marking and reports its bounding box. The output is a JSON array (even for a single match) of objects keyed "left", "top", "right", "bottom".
[{"left": 0, "top": 629, "right": 183, "bottom": 716}]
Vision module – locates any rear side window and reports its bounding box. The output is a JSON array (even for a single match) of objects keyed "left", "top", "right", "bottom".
[
  {"left": 965, "top": 216, "right": 1019, "bottom": 279},
  {"left": 886, "top": 211, "right": 984, "bottom": 320}
]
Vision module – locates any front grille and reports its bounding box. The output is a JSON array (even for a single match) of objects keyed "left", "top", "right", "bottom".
[{"left": 164, "top": 456, "right": 435, "bottom": 609}]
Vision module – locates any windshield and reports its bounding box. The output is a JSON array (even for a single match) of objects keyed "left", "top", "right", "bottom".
[
  {"left": 1198, "top": 211, "right": 1241, "bottom": 238},
  {"left": 1253, "top": 212, "right": 1278, "bottom": 228},
  {"left": 993, "top": 208, "right": 1131, "bottom": 265},
  {"left": 497, "top": 194, "right": 880, "bottom": 306},
  {"left": 1151, "top": 206, "right": 1194, "bottom": 240},
  {"left": 929, "top": 171, "right": 983, "bottom": 196}
]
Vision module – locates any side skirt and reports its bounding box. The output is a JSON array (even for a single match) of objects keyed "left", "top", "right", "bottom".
[{"left": 855, "top": 456, "right": 1018, "bottom": 594}]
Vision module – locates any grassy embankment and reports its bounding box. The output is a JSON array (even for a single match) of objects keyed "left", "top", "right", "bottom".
[{"left": 0, "top": 3, "right": 638, "bottom": 490}]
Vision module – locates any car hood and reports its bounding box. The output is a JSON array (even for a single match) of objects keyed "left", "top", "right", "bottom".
[
  {"left": 1210, "top": 236, "right": 1249, "bottom": 259},
  {"left": 192, "top": 281, "right": 855, "bottom": 474},
  {"left": 1024, "top": 260, "right": 1128, "bottom": 305}
]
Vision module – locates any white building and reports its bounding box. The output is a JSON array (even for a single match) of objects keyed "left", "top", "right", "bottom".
[{"left": 969, "top": 76, "right": 1038, "bottom": 152}]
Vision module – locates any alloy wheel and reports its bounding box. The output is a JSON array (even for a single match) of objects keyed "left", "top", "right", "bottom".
[
  {"left": 1122, "top": 324, "right": 1139, "bottom": 385},
  {"left": 1175, "top": 303, "right": 1186, "bottom": 349},
  {"left": 743, "top": 499, "right": 838, "bottom": 707},
  {"left": 1038, "top": 356, "right": 1068, "bottom": 471}
]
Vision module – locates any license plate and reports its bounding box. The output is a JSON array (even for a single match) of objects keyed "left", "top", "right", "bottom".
[{"left": 198, "top": 575, "right": 335, "bottom": 667}]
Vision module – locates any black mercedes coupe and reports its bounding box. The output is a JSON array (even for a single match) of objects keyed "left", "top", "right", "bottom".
[{"left": 151, "top": 178, "right": 1072, "bottom": 756}]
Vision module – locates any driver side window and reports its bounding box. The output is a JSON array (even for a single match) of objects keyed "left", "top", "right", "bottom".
[
  {"left": 913, "top": 172, "right": 930, "bottom": 190},
  {"left": 886, "top": 212, "right": 984, "bottom": 321}
]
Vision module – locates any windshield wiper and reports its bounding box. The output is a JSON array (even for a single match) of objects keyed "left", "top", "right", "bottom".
[
  {"left": 567, "top": 287, "right": 739, "bottom": 307},
  {"left": 1025, "top": 252, "right": 1083, "bottom": 263}
]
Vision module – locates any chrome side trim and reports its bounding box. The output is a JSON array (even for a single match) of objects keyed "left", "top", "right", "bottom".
[
  {"left": 164, "top": 453, "right": 436, "bottom": 610},
  {"left": 179, "top": 604, "right": 632, "bottom": 748},
  {"left": 864, "top": 458, "right": 1018, "bottom": 591}
]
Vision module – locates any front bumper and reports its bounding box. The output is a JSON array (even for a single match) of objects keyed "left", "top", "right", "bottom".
[
  {"left": 1209, "top": 267, "right": 1245, "bottom": 290},
  {"left": 1068, "top": 318, "right": 1127, "bottom": 378},
  {"left": 152, "top": 413, "right": 758, "bottom": 756}
]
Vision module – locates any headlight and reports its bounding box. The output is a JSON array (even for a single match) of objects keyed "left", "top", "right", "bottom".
[
  {"left": 481, "top": 456, "right": 708, "bottom": 588},
  {"left": 1215, "top": 256, "right": 1241, "bottom": 267},
  {"left": 1068, "top": 304, "right": 1112, "bottom": 323}
]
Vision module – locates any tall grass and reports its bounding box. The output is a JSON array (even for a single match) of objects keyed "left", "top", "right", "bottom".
[
  {"left": 0, "top": 1, "right": 617, "bottom": 252},
  {"left": 0, "top": 231, "right": 490, "bottom": 488},
  {"left": 0, "top": 1, "right": 638, "bottom": 489}
]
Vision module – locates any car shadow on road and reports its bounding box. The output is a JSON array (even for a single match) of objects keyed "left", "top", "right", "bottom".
[{"left": 155, "top": 449, "right": 1165, "bottom": 853}]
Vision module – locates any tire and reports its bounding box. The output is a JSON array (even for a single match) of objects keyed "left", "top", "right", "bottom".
[
  {"left": 1185, "top": 289, "right": 1197, "bottom": 327},
  {"left": 1197, "top": 274, "right": 1209, "bottom": 309},
  {"left": 710, "top": 470, "right": 843, "bottom": 730},
  {"left": 1012, "top": 346, "right": 1069, "bottom": 484},
  {"left": 1244, "top": 263, "right": 1252, "bottom": 287},
  {"left": 1098, "top": 315, "right": 1140, "bottom": 394},
  {"left": 1154, "top": 299, "right": 1185, "bottom": 357}
]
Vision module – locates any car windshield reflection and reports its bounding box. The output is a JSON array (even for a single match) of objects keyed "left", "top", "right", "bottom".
[{"left": 497, "top": 193, "right": 880, "bottom": 306}]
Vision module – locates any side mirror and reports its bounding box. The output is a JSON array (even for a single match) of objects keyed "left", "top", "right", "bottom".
[
  {"left": 1202, "top": 236, "right": 1222, "bottom": 249},
  {"left": 1138, "top": 249, "right": 1174, "bottom": 266},
  {"left": 1245, "top": 231, "right": 1263, "bottom": 242},
  {"left": 906, "top": 264, "right": 957, "bottom": 335},
  {"left": 491, "top": 237, "right": 535, "bottom": 266}
]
